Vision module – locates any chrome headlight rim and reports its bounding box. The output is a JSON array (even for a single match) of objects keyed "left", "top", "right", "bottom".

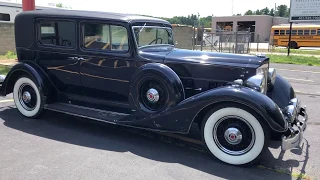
[
  {"left": 268, "top": 68, "right": 276, "bottom": 86},
  {"left": 244, "top": 74, "right": 267, "bottom": 94}
]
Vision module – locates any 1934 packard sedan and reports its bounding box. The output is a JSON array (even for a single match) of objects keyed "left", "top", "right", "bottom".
[{"left": 0, "top": 9, "right": 308, "bottom": 166}]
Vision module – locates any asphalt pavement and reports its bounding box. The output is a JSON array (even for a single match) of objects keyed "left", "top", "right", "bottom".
[{"left": 0, "top": 63, "right": 319, "bottom": 180}]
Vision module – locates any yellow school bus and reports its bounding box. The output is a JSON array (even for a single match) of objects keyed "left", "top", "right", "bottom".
[{"left": 270, "top": 24, "right": 320, "bottom": 49}]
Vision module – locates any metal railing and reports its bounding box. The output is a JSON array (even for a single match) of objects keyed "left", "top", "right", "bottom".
[{"left": 193, "top": 29, "right": 252, "bottom": 54}]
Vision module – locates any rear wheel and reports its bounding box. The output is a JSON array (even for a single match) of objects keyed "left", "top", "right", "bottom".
[
  {"left": 13, "top": 76, "right": 45, "bottom": 118},
  {"left": 201, "top": 104, "right": 269, "bottom": 166},
  {"left": 288, "top": 41, "right": 298, "bottom": 49}
]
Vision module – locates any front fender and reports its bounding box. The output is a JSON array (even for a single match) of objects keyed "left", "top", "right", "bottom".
[
  {"left": 123, "top": 85, "right": 288, "bottom": 133},
  {"left": 0, "top": 61, "right": 57, "bottom": 102}
]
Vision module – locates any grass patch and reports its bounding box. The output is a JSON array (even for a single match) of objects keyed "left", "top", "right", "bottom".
[
  {"left": 0, "top": 65, "right": 10, "bottom": 75},
  {"left": 267, "top": 54, "right": 320, "bottom": 66},
  {"left": 271, "top": 48, "right": 320, "bottom": 55},
  {"left": 0, "top": 51, "right": 17, "bottom": 60}
]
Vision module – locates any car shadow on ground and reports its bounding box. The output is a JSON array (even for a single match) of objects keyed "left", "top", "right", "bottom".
[{"left": 0, "top": 106, "right": 308, "bottom": 180}]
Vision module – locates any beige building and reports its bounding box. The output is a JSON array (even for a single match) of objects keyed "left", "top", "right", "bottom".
[{"left": 212, "top": 15, "right": 289, "bottom": 43}]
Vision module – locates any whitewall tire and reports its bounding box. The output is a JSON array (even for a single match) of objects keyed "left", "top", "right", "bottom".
[
  {"left": 202, "top": 105, "right": 269, "bottom": 166},
  {"left": 13, "top": 76, "right": 44, "bottom": 118}
]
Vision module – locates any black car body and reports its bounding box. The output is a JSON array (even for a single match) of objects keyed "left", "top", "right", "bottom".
[{"left": 0, "top": 9, "right": 308, "bottom": 166}]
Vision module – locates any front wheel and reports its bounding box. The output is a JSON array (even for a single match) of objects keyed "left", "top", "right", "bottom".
[
  {"left": 201, "top": 104, "right": 269, "bottom": 166},
  {"left": 13, "top": 76, "right": 45, "bottom": 118}
]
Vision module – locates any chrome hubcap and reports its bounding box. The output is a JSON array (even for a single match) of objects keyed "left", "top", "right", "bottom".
[
  {"left": 18, "top": 83, "right": 37, "bottom": 111},
  {"left": 22, "top": 91, "right": 31, "bottom": 103},
  {"left": 213, "top": 115, "right": 255, "bottom": 156},
  {"left": 146, "top": 88, "right": 159, "bottom": 103},
  {"left": 224, "top": 128, "right": 242, "bottom": 145}
]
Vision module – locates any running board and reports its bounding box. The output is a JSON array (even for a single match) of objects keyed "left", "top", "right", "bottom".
[{"left": 44, "top": 103, "right": 129, "bottom": 124}]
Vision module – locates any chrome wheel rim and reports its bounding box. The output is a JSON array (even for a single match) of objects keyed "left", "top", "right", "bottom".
[
  {"left": 213, "top": 115, "right": 255, "bottom": 156},
  {"left": 18, "top": 83, "right": 37, "bottom": 111}
]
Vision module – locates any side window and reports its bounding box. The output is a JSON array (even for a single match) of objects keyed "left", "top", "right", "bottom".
[
  {"left": 110, "top": 25, "right": 128, "bottom": 51},
  {"left": 311, "top": 30, "right": 316, "bottom": 35},
  {"left": 298, "top": 30, "right": 303, "bottom": 35},
  {"left": 318, "top": 29, "right": 320, "bottom": 35},
  {"left": 84, "top": 23, "right": 111, "bottom": 50},
  {"left": 304, "top": 29, "right": 310, "bottom": 35},
  {"left": 280, "top": 30, "right": 285, "bottom": 35},
  {"left": 291, "top": 30, "right": 297, "bottom": 35},
  {"left": 83, "top": 23, "right": 128, "bottom": 51},
  {"left": 285, "top": 30, "right": 290, "bottom": 35},
  {"left": 274, "top": 30, "right": 279, "bottom": 35},
  {"left": 39, "top": 20, "right": 76, "bottom": 48}
]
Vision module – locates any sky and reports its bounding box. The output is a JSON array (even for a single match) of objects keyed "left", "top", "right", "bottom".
[{"left": 5, "top": 0, "right": 291, "bottom": 18}]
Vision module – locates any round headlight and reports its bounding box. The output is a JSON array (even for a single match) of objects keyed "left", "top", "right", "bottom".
[{"left": 244, "top": 74, "right": 267, "bottom": 94}]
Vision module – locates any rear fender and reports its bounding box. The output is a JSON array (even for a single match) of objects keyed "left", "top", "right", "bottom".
[{"left": 0, "top": 61, "right": 57, "bottom": 102}]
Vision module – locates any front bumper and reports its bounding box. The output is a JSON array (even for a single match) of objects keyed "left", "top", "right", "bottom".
[{"left": 281, "top": 98, "right": 308, "bottom": 151}]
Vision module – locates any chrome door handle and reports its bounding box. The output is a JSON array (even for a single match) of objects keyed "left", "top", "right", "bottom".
[
  {"left": 77, "top": 58, "right": 85, "bottom": 61},
  {"left": 68, "top": 57, "right": 78, "bottom": 60}
]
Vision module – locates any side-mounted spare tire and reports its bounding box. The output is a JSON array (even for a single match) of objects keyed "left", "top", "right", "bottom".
[{"left": 129, "top": 63, "right": 185, "bottom": 118}]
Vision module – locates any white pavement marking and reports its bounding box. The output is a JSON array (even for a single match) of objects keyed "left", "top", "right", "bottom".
[
  {"left": 283, "top": 77, "right": 315, "bottom": 82},
  {"left": 277, "top": 68, "right": 320, "bottom": 74},
  {"left": 0, "top": 99, "right": 14, "bottom": 103}
]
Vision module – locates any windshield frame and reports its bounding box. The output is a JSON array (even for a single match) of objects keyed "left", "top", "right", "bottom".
[{"left": 131, "top": 25, "right": 175, "bottom": 49}]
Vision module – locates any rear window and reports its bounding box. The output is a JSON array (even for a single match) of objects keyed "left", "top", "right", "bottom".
[{"left": 39, "top": 20, "right": 76, "bottom": 48}]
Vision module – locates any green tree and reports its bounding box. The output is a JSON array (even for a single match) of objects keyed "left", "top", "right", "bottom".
[
  {"left": 276, "top": 5, "right": 288, "bottom": 17},
  {"left": 261, "top": 7, "right": 270, "bottom": 15},
  {"left": 56, "top": 3, "right": 63, "bottom": 8},
  {"left": 269, "top": 8, "right": 275, "bottom": 16},
  {"left": 244, "top": 10, "right": 253, "bottom": 15}
]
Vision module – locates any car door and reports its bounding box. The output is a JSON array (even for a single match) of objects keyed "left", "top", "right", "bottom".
[
  {"left": 78, "top": 20, "right": 134, "bottom": 103},
  {"left": 35, "top": 18, "right": 82, "bottom": 98}
]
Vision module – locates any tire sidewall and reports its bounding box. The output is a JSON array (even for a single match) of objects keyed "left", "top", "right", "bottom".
[
  {"left": 202, "top": 106, "right": 267, "bottom": 165},
  {"left": 13, "top": 76, "right": 43, "bottom": 118}
]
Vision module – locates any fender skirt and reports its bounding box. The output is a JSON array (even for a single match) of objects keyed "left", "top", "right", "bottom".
[{"left": 121, "top": 85, "right": 288, "bottom": 134}]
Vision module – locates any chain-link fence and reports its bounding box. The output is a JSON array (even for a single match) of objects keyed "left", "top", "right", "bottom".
[{"left": 193, "top": 29, "right": 252, "bottom": 54}]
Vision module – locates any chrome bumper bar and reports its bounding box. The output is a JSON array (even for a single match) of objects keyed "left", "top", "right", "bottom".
[{"left": 281, "top": 99, "right": 308, "bottom": 151}]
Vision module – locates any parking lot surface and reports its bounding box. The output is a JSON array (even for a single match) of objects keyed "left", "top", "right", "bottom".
[{"left": 0, "top": 63, "right": 319, "bottom": 180}]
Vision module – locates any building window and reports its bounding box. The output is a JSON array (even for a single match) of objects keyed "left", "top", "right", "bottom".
[
  {"left": 83, "top": 23, "right": 128, "bottom": 51},
  {"left": 39, "top": 20, "right": 76, "bottom": 48},
  {"left": 311, "top": 30, "right": 317, "bottom": 35},
  {"left": 0, "top": 13, "right": 10, "bottom": 21}
]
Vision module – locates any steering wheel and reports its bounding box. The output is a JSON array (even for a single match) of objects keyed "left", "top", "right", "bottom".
[{"left": 149, "top": 38, "right": 163, "bottom": 45}]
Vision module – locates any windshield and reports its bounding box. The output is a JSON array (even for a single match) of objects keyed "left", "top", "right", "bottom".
[{"left": 133, "top": 26, "right": 174, "bottom": 48}]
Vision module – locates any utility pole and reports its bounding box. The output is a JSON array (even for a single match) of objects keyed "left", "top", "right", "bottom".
[{"left": 232, "top": 0, "right": 234, "bottom": 15}]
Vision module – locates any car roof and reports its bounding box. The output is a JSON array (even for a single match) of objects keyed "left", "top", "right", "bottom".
[{"left": 16, "top": 9, "right": 171, "bottom": 25}]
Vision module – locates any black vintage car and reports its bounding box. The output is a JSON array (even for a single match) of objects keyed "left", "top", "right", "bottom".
[{"left": 0, "top": 9, "right": 308, "bottom": 166}]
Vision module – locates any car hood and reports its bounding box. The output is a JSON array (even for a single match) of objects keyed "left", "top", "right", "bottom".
[
  {"left": 139, "top": 47, "right": 268, "bottom": 68},
  {"left": 164, "top": 48, "right": 268, "bottom": 68}
]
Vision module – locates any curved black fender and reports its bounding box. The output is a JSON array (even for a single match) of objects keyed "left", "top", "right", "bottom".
[
  {"left": 128, "top": 63, "right": 185, "bottom": 117},
  {"left": 267, "top": 74, "right": 296, "bottom": 109},
  {"left": 1, "top": 61, "right": 57, "bottom": 103},
  {"left": 124, "top": 85, "right": 288, "bottom": 134}
]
